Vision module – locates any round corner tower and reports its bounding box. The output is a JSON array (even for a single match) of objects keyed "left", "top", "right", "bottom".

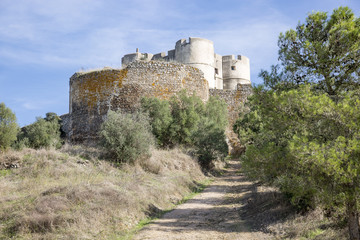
[
  {"left": 222, "top": 55, "right": 251, "bottom": 90},
  {"left": 175, "top": 37, "right": 216, "bottom": 88}
]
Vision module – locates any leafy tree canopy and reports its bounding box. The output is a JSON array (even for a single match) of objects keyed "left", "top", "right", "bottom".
[
  {"left": 261, "top": 6, "right": 360, "bottom": 96},
  {"left": 237, "top": 7, "right": 360, "bottom": 239},
  {"left": 0, "top": 103, "right": 19, "bottom": 151}
]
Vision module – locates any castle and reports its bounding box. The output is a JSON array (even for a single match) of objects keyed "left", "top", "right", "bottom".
[
  {"left": 121, "top": 37, "right": 251, "bottom": 90},
  {"left": 61, "top": 37, "right": 252, "bottom": 145}
]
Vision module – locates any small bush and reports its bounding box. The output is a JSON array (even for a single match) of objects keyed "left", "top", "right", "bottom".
[
  {"left": 0, "top": 103, "right": 19, "bottom": 151},
  {"left": 19, "top": 113, "right": 62, "bottom": 149},
  {"left": 11, "top": 137, "right": 29, "bottom": 151},
  {"left": 99, "top": 110, "right": 154, "bottom": 163}
]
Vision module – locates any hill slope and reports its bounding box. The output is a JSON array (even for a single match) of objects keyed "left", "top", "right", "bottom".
[{"left": 0, "top": 146, "right": 206, "bottom": 239}]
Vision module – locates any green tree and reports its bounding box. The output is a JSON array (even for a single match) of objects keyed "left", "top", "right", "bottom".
[
  {"left": 22, "top": 113, "right": 62, "bottom": 149},
  {"left": 233, "top": 102, "right": 263, "bottom": 146},
  {"left": 237, "top": 85, "right": 360, "bottom": 239},
  {"left": 168, "top": 91, "right": 204, "bottom": 146},
  {"left": 140, "top": 97, "right": 172, "bottom": 147},
  {"left": 237, "top": 8, "right": 360, "bottom": 238},
  {"left": 261, "top": 7, "right": 360, "bottom": 95},
  {"left": 0, "top": 103, "right": 19, "bottom": 151},
  {"left": 284, "top": 87, "right": 360, "bottom": 239},
  {"left": 203, "top": 96, "right": 228, "bottom": 130},
  {"left": 99, "top": 110, "right": 154, "bottom": 163},
  {"left": 236, "top": 86, "right": 316, "bottom": 206},
  {"left": 192, "top": 121, "right": 228, "bottom": 168},
  {"left": 141, "top": 94, "right": 229, "bottom": 167},
  {"left": 192, "top": 96, "right": 229, "bottom": 168}
]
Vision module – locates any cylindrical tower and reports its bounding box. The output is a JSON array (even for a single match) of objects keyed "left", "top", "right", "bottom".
[
  {"left": 175, "top": 38, "right": 216, "bottom": 88},
  {"left": 222, "top": 55, "right": 251, "bottom": 90}
]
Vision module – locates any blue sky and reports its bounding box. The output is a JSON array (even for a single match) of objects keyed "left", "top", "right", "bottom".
[{"left": 1, "top": 0, "right": 359, "bottom": 126}]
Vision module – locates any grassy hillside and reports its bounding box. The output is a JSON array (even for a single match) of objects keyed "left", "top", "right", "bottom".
[{"left": 0, "top": 145, "right": 207, "bottom": 239}]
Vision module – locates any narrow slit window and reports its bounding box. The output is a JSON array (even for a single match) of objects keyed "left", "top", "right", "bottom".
[
  {"left": 231, "top": 66, "right": 236, "bottom": 70},
  {"left": 215, "top": 68, "right": 219, "bottom": 74}
]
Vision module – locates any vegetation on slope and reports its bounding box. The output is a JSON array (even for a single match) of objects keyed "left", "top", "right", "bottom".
[
  {"left": 0, "top": 103, "right": 19, "bottom": 152},
  {"left": 0, "top": 146, "right": 206, "bottom": 239},
  {"left": 141, "top": 91, "right": 229, "bottom": 168},
  {"left": 0, "top": 90, "right": 229, "bottom": 239},
  {"left": 234, "top": 6, "right": 360, "bottom": 239}
]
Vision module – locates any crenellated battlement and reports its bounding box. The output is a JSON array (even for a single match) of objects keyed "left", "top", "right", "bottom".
[
  {"left": 121, "top": 37, "right": 250, "bottom": 90},
  {"left": 63, "top": 37, "right": 252, "bottom": 144}
]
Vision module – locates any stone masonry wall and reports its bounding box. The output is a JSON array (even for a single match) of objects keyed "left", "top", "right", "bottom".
[
  {"left": 209, "top": 84, "right": 252, "bottom": 154},
  {"left": 69, "top": 61, "right": 209, "bottom": 142},
  {"left": 209, "top": 84, "right": 252, "bottom": 126}
]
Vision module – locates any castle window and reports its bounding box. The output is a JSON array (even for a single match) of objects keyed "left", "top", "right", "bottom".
[
  {"left": 215, "top": 68, "right": 219, "bottom": 75},
  {"left": 231, "top": 66, "right": 236, "bottom": 70}
]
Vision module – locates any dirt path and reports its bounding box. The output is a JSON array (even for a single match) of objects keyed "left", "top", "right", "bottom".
[{"left": 133, "top": 160, "right": 272, "bottom": 240}]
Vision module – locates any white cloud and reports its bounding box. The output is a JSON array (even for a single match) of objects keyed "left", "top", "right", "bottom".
[
  {"left": 0, "top": 0, "right": 102, "bottom": 40},
  {"left": 1, "top": 0, "right": 359, "bottom": 127},
  {"left": 11, "top": 98, "right": 56, "bottom": 111},
  {"left": 0, "top": 1, "right": 283, "bottom": 64}
]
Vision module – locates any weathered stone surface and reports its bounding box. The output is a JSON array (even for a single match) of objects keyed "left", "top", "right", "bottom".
[
  {"left": 68, "top": 61, "right": 209, "bottom": 143},
  {"left": 122, "top": 37, "right": 251, "bottom": 90},
  {"left": 210, "top": 84, "right": 252, "bottom": 126},
  {"left": 59, "top": 113, "right": 70, "bottom": 138},
  {"left": 209, "top": 84, "right": 253, "bottom": 155},
  {"left": 63, "top": 58, "right": 253, "bottom": 145}
]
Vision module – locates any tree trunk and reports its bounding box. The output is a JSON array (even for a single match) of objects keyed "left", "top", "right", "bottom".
[{"left": 347, "top": 197, "right": 360, "bottom": 240}]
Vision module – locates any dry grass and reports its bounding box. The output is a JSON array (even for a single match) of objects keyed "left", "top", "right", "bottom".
[
  {"left": 240, "top": 183, "right": 348, "bottom": 240},
  {"left": 268, "top": 208, "right": 348, "bottom": 240},
  {"left": 0, "top": 146, "right": 206, "bottom": 239}
]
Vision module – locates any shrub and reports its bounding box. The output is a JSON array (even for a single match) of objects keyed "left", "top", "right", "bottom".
[
  {"left": 168, "top": 91, "right": 204, "bottom": 146},
  {"left": 192, "top": 121, "right": 228, "bottom": 168},
  {"left": 192, "top": 97, "right": 229, "bottom": 168},
  {"left": 99, "top": 110, "right": 154, "bottom": 163},
  {"left": 20, "top": 113, "right": 62, "bottom": 149},
  {"left": 11, "top": 137, "right": 30, "bottom": 151},
  {"left": 203, "top": 96, "right": 228, "bottom": 130},
  {"left": 0, "top": 103, "right": 19, "bottom": 151},
  {"left": 140, "top": 97, "right": 172, "bottom": 147},
  {"left": 141, "top": 93, "right": 229, "bottom": 168}
]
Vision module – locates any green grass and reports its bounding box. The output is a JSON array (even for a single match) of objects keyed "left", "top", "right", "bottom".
[
  {"left": 0, "top": 169, "right": 11, "bottom": 177},
  {"left": 114, "top": 217, "right": 153, "bottom": 240},
  {"left": 178, "top": 178, "right": 213, "bottom": 205},
  {"left": 300, "top": 228, "right": 325, "bottom": 239}
]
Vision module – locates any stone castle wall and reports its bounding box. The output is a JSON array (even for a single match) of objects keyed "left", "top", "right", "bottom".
[
  {"left": 209, "top": 84, "right": 252, "bottom": 126},
  {"left": 209, "top": 84, "right": 252, "bottom": 155},
  {"left": 121, "top": 37, "right": 251, "bottom": 91},
  {"left": 68, "top": 61, "right": 209, "bottom": 142}
]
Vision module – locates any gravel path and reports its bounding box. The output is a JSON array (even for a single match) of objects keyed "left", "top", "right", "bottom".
[{"left": 133, "top": 160, "right": 272, "bottom": 240}]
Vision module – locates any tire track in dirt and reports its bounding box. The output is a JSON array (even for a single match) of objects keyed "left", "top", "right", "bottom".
[{"left": 133, "top": 160, "right": 272, "bottom": 240}]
